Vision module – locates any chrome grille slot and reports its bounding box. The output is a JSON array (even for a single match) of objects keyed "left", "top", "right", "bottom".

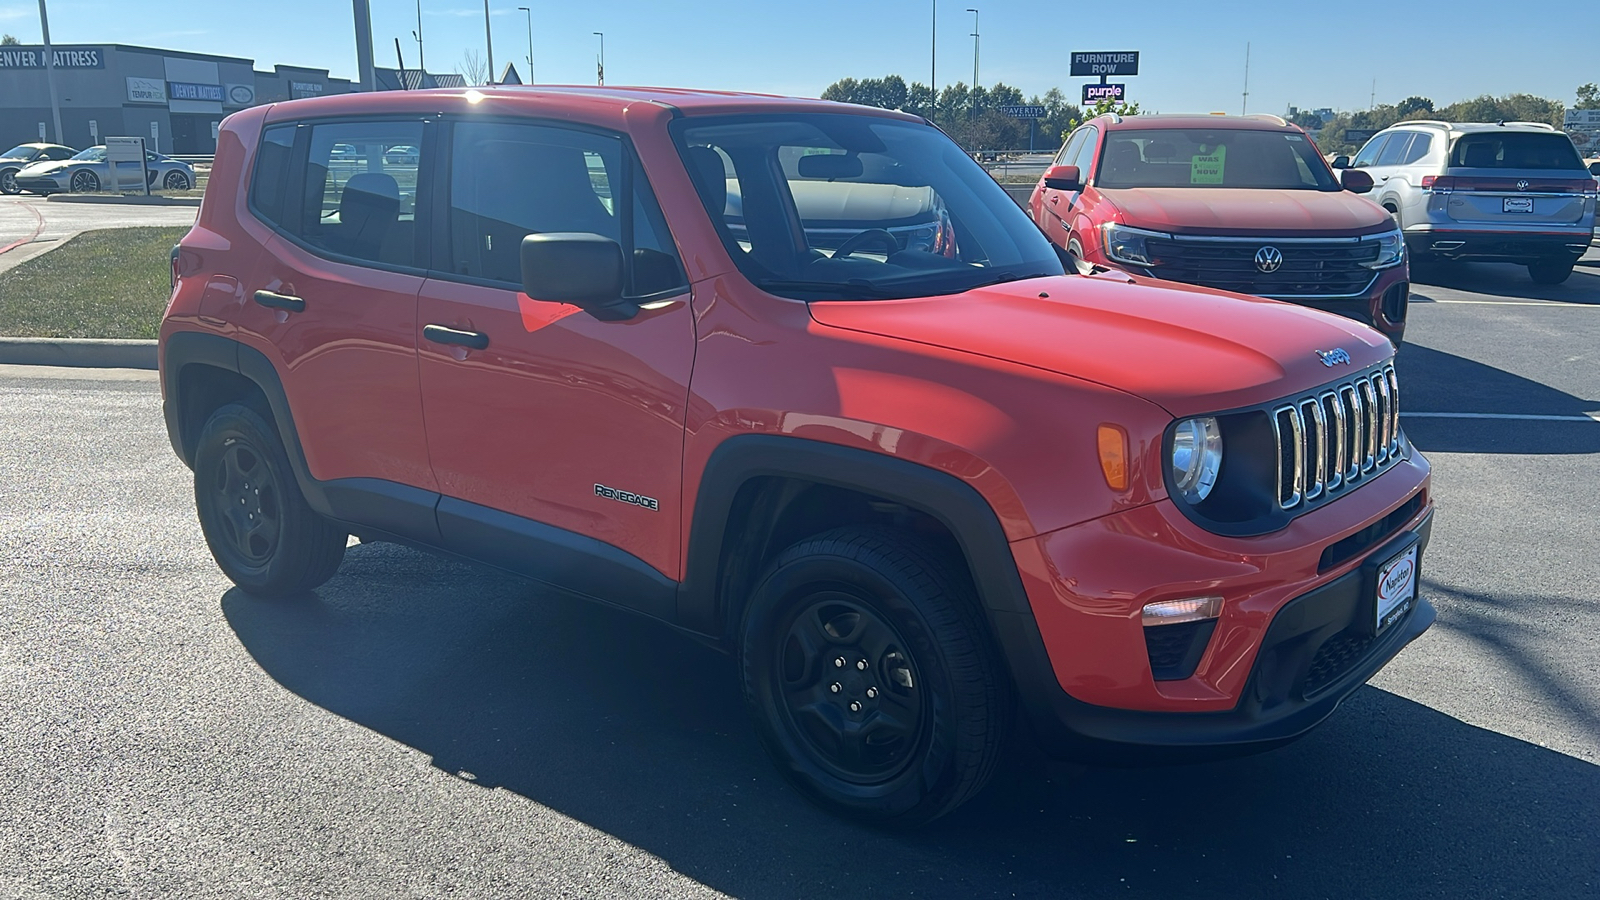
[{"left": 1274, "top": 364, "right": 1404, "bottom": 511}]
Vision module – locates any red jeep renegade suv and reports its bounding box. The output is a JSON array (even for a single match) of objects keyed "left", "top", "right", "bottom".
[
  {"left": 1030, "top": 114, "right": 1410, "bottom": 343},
  {"left": 161, "top": 87, "right": 1434, "bottom": 825}
]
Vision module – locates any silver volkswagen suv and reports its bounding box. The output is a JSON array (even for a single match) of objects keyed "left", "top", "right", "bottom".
[{"left": 1335, "top": 121, "right": 1596, "bottom": 284}]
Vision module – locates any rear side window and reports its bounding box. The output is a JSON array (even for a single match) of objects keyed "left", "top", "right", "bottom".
[
  {"left": 1375, "top": 134, "right": 1412, "bottom": 166},
  {"left": 1352, "top": 135, "right": 1389, "bottom": 168},
  {"left": 251, "top": 125, "right": 297, "bottom": 229},
  {"left": 1399, "top": 133, "right": 1433, "bottom": 164},
  {"left": 446, "top": 121, "right": 684, "bottom": 296},
  {"left": 298, "top": 121, "right": 425, "bottom": 266},
  {"left": 1449, "top": 132, "right": 1585, "bottom": 171}
]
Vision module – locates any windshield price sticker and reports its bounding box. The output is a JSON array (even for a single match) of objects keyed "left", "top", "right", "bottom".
[{"left": 1190, "top": 146, "right": 1226, "bottom": 185}]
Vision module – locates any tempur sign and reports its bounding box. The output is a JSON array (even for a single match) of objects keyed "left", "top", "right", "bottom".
[{"left": 127, "top": 77, "right": 166, "bottom": 104}]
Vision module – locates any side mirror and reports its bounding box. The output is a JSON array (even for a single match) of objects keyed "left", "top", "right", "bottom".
[
  {"left": 1042, "top": 164, "right": 1082, "bottom": 191},
  {"left": 1589, "top": 161, "right": 1600, "bottom": 176},
  {"left": 520, "top": 233, "right": 633, "bottom": 320},
  {"left": 1330, "top": 155, "right": 1350, "bottom": 169},
  {"left": 1340, "top": 168, "right": 1374, "bottom": 194}
]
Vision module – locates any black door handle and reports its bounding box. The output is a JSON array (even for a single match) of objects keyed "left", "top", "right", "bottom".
[
  {"left": 253, "top": 289, "right": 305, "bottom": 313},
  {"left": 423, "top": 324, "right": 490, "bottom": 351}
]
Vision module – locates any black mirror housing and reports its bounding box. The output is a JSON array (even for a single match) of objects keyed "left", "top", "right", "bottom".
[
  {"left": 520, "top": 233, "right": 633, "bottom": 320},
  {"left": 1589, "top": 161, "right": 1600, "bottom": 176},
  {"left": 1330, "top": 155, "right": 1350, "bottom": 169}
]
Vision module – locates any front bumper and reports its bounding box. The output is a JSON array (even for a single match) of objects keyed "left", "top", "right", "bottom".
[
  {"left": 15, "top": 173, "right": 70, "bottom": 193},
  {"left": 997, "top": 450, "right": 1433, "bottom": 760}
]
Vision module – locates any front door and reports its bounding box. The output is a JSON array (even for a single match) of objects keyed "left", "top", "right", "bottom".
[{"left": 416, "top": 119, "right": 695, "bottom": 608}]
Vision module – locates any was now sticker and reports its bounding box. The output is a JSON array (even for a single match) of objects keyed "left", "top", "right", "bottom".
[{"left": 1190, "top": 145, "right": 1226, "bottom": 184}]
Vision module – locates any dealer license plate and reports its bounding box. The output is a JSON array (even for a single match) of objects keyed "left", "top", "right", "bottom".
[
  {"left": 1375, "top": 545, "right": 1418, "bottom": 634},
  {"left": 1503, "top": 197, "right": 1534, "bottom": 213}
]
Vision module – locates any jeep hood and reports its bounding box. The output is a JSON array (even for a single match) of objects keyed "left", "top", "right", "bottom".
[
  {"left": 809, "top": 274, "right": 1393, "bottom": 417},
  {"left": 1100, "top": 187, "right": 1392, "bottom": 237}
]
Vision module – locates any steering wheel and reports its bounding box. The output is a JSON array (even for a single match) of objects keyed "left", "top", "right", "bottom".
[{"left": 830, "top": 228, "right": 900, "bottom": 260}]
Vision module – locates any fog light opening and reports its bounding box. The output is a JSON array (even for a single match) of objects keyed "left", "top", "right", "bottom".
[{"left": 1141, "top": 596, "right": 1223, "bottom": 627}]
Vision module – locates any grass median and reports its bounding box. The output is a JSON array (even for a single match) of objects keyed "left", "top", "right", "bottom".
[{"left": 0, "top": 226, "right": 188, "bottom": 339}]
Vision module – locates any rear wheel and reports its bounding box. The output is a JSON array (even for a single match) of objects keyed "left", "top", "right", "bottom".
[
  {"left": 1528, "top": 259, "right": 1575, "bottom": 285},
  {"left": 0, "top": 168, "right": 19, "bottom": 195},
  {"left": 740, "top": 526, "right": 1010, "bottom": 827},
  {"left": 163, "top": 170, "right": 190, "bottom": 191},
  {"left": 193, "top": 403, "right": 347, "bottom": 595}
]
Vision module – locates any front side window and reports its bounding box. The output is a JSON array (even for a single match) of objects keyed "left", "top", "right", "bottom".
[
  {"left": 674, "top": 113, "right": 1062, "bottom": 300},
  {"left": 446, "top": 121, "right": 685, "bottom": 296},
  {"left": 1449, "top": 132, "right": 1585, "bottom": 171},
  {"left": 298, "top": 121, "right": 424, "bottom": 266},
  {"left": 1352, "top": 135, "right": 1389, "bottom": 168},
  {"left": 1095, "top": 128, "right": 1339, "bottom": 190},
  {"left": 1069, "top": 126, "right": 1099, "bottom": 176},
  {"left": 1055, "top": 129, "right": 1086, "bottom": 168},
  {"left": 44, "top": 146, "right": 74, "bottom": 160}
]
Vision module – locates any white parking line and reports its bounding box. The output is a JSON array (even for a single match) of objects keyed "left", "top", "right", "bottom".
[
  {"left": 1404, "top": 412, "right": 1600, "bottom": 423},
  {"left": 1419, "top": 299, "right": 1600, "bottom": 307}
]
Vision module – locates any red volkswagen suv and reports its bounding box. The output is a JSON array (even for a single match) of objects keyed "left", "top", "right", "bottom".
[
  {"left": 1030, "top": 114, "right": 1410, "bottom": 342},
  {"left": 161, "top": 88, "right": 1434, "bottom": 825}
]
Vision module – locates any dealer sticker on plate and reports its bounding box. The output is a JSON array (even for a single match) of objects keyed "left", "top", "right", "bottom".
[
  {"left": 1375, "top": 545, "right": 1418, "bottom": 633},
  {"left": 1503, "top": 197, "right": 1535, "bottom": 213}
]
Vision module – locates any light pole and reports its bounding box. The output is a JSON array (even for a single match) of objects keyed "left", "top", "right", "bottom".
[
  {"left": 36, "top": 0, "right": 62, "bottom": 144},
  {"left": 594, "top": 32, "right": 604, "bottom": 86},
  {"left": 351, "top": 0, "right": 375, "bottom": 91},
  {"left": 929, "top": 0, "right": 935, "bottom": 107},
  {"left": 483, "top": 0, "right": 494, "bottom": 84},
  {"left": 413, "top": 0, "right": 424, "bottom": 74},
  {"left": 966, "top": 7, "right": 978, "bottom": 119},
  {"left": 518, "top": 6, "right": 533, "bottom": 84}
]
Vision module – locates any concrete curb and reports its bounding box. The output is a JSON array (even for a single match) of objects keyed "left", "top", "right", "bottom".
[
  {"left": 0, "top": 337, "right": 157, "bottom": 370},
  {"left": 45, "top": 194, "right": 201, "bottom": 207}
]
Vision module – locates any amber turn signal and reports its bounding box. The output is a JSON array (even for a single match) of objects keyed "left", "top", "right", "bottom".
[{"left": 1097, "top": 424, "right": 1129, "bottom": 491}]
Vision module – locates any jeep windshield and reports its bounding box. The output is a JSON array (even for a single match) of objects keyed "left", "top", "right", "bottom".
[
  {"left": 672, "top": 113, "right": 1062, "bottom": 300},
  {"left": 1094, "top": 128, "right": 1340, "bottom": 191}
]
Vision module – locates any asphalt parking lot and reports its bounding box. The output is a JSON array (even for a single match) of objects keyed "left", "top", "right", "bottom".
[{"left": 0, "top": 257, "right": 1596, "bottom": 899}]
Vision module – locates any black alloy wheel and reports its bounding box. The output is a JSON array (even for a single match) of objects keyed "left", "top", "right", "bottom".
[
  {"left": 193, "top": 403, "right": 347, "bottom": 595},
  {"left": 741, "top": 526, "right": 1010, "bottom": 826},
  {"left": 774, "top": 593, "right": 927, "bottom": 784}
]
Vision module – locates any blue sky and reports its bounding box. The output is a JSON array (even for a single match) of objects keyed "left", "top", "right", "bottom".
[{"left": 0, "top": 0, "right": 1590, "bottom": 115}]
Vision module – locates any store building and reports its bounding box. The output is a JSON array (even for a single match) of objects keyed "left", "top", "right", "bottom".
[{"left": 0, "top": 43, "right": 463, "bottom": 155}]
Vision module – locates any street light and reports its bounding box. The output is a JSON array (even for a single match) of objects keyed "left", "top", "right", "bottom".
[
  {"left": 518, "top": 6, "right": 533, "bottom": 84},
  {"left": 36, "top": 0, "right": 62, "bottom": 144},
  {"left": 413, "top": 0, "right": 424, "bottom": 74},
  {"left": 966, "top": 7, "right": 978, "bottom": 119},
  {"left": 594, "top": 32, "right": 604, "bottom": 86},
  {"left": 929, "top": 0, "right": 936, "bottom": 103},
  {"left": 483, "top": 0, "right": 495, "bottom": 84}
]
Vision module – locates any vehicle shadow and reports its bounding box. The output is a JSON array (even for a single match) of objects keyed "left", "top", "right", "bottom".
[
  {"left": 223, "top": 543, "right": 1600, "bottom": 900},
  {"left": 1409, "top": 259, "right": 1600, "bottom": 304},
  {"left": 1395, "top": 342, "right": 1600, "bottom": 453}
]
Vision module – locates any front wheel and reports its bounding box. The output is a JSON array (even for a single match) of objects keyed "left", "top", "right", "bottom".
[
  {"left": 193, "top": 403, "right": 347, "bottom": 595},
  {"left": 740, "top": 526, "right": 1011, "bottom": 827},
  {"left": 69, "top": 170, "right": 99, "bottom": 193},
  {"left": 1528, "top": 259, "right": 1575, "bottom": 285}
]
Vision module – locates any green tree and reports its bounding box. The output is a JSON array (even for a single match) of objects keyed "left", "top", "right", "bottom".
[
  {"left": 1064, "top": 96, "right": 1142, "bottom": 139},
  {"left": 1288, "top": 110, "right": 1325, "bottom": 131},
  {"left": 1574, "top": 83, "right": 1599, "bottom": 110},
  {"left": 821, "top": 74, "right": 1077, "bottom": 152},
  {"left": 0, "top": 34, "right": 20, "bottom": 46},
  {"left": 1396, "top": 96, "right": 1434, "bottom": 117}
]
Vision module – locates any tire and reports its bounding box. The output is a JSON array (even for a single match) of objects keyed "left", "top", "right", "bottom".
[
  {"left": 0, "top": 168, "right": 19, "bottom": 195},
  {"left": 193, "top": 403, "right": 347, "bottom": 596},
  {"left": 69, "top": 170, "right": 98, "bottom": 193},
  {"left": 1066, "top": 237, "right": 1087, "bottom": 275},
  {"left": 1528, "top": 259, "right": 1575, "bottom": 285},
  {"left": 163, "top": 170, "right": 190, "bottom": 191},
  {"left": 740, "top": 526, "right": 1011, "bottom": 827}
]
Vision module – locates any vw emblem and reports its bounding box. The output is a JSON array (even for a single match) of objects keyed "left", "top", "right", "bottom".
[
  {"left": 1317, "top": 348, "right": 1352, "bottom": 367},
  {"left": 1254, "top": 245, "right": 1284, "bottom": 274},
  {"left": 1516, "top": 180, "right": 1530, "bottom": 191}
]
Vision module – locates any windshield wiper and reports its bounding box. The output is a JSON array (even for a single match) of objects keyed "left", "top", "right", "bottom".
[
  {"left": 755, "top": 279, "right": 899, "bottom": 299},
  {"left": 960, "top": 270, "right": 1056, "bottom": 290}
]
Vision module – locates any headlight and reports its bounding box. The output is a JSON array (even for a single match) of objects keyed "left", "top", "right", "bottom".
[
  {"left": 1171, "top": 416, "right": 1223, "bottom": 504},
  {"left": 1101, "top": 223, "right": 1168, "bottom": 268},
  {"left": 1362, "top": 229, "right": 1405, "bottom": 269}
]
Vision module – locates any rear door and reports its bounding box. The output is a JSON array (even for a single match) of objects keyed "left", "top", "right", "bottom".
[
  {"left": 1440, "top": 131, "right": 1594, "bottom": 228},
  {"left": 415, "top": 118, "right": 695, "bottom": 607},
  {"left": 236, "top": 117, "right": 438, "bottom": 516}
]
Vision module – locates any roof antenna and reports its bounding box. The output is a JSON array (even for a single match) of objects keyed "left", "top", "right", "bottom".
[{"left": 395, "top": 38, "right": 410, "bottom": 90}]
